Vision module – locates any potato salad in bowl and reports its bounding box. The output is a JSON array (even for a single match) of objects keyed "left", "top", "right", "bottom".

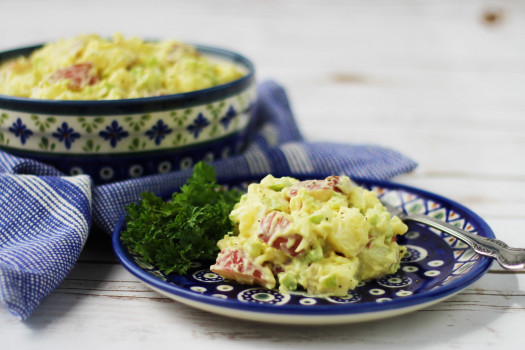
[
  {"left": 0, "top": 33, "right": 244, "bottom": 100},
  {"left": 211, "top": 175, "right": 408, "bottom": 297}
]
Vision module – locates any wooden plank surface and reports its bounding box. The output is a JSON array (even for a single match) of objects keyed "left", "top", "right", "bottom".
[
  {"left": 1, "top": 0, "right": 524, "bottom": 349},
  {"left": 2, "top": 261, "right": 524, "bottom": 349}
]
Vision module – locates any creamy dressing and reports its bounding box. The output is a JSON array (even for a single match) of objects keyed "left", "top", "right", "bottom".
[
  {"left": 211, "top": 175, "right": 408, "bottom": 297},
  {"left": 0, "top": 33, "right": 244, "bottom": 100}
]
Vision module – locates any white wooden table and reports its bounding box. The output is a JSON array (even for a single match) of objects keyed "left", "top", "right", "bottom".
[{"left": 1, "top": 1, "right": 524, "bottom": 349}]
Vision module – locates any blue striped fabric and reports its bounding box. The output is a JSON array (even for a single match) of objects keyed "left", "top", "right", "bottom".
[{"left": 0, "top": 80, "right": 416, "bottom": 320}]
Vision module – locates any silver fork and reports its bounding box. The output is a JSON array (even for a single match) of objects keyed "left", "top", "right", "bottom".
[{"left": 383, "top": 202, "right": 525, "bottom": 271}]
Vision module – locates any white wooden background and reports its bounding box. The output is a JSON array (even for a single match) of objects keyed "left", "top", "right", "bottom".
[{"left": 1, "top": 0, "right": 524, "bottom": 349}]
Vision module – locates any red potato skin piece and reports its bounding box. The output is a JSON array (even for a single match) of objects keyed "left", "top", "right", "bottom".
[
  {"left": 263, "top": 176, "right": 348, "bottom": 256},
  {"left": 51, "top": 63, "right": 99, "bottom": 89},
  {"left": 257, "top": 211, "right": 304, "bottom": 257},
  {"left": 258, "top": 211, "right": 291, "bottom": 242},
  {"left": 288, "top": 176, "right": 345, "bottom": 199},
  {"left": 270, "top": 234, "right": 304, "bottom": 257},
  {"left": 325, "top": 176, "right": 344, "bottom": 191},
  {"left": 211, "top": 248, "right": 269, "bottom": 286}
]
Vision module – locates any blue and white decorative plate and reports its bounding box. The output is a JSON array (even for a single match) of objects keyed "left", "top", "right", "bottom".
[{"left": 112, "top": 177, "right": 494, "bottom": 325}]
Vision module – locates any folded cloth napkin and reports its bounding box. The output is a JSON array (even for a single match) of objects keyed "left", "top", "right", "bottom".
[{"left": 0, "top": 80, "right": 417, "bottom": 320}]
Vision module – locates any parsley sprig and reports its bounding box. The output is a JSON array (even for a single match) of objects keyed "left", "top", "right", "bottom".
[{"left": 121, "top": 162, "right": 242, "bottom": 275}]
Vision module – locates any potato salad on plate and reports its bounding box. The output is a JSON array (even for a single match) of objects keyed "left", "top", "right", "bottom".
[{"left": 211, "top": 175, "right": 408, "bottom": 297}]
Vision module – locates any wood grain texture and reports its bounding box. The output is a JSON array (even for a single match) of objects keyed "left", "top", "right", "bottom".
[
  {"left": 1, "top": 0, "right": 524, "bottom": 349},
  {"left": 2, "top": 263, "right": 525, "bottom": 349}
]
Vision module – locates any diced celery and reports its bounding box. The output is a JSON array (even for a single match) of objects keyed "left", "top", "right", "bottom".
[
  {"left": 146, "top": 56, "right": 158, "bottom": 67},
  {"left": 309, "top": 213, "right": 324, "bottom": 224},
  {"left": 243, "top": 239, "right": 263, "bottom": 258},
  {"left": 320, "top": 273, "right": 338, "bottom": 289},
  {"left": 268, "top": 183, "right": 286, "bottom": 191},
  {"left": 267, "top": 178, "right": 293, "bottom": 191},
  {"left": 368, "top": 214, "right": 379, "bottom": 226},
  {"left": 279, "top": 272, "right": 297, "bottom": 291},
  {"left": 305, "top": 245, "right": 323, "bottom": 263},
  {"left": 391, "top": 263, "right": 400, "bottom": 272},
  {"left": 131, "top": 66, "right": 143, "bottom": 75}
]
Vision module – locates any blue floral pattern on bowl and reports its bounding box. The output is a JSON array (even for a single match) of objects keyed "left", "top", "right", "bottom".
[
  {"left": 52, "top": 122, "right": 81, "bottom": 149},
  {"left": 146, "top": 120, "right": 173, "bottom": 145},
  {"left": 0, "top": 86, "right": 255, "bottom": 183},
  {"left": 0, "top": 88, "right": 254, "bottom": 153},
  {"left": 8, "top": 118, "right": 33, "bottom": 145},
  {"left": 98, "top": 120, "right": 130, "bottom": 148}
]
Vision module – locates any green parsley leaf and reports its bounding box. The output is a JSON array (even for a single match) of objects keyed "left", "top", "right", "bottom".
[{"left": 120, "top": 161, "right": 242, "bottom": 275}]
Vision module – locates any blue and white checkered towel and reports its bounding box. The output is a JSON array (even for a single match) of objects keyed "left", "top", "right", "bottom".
[{"left": 0, "top": 80, "right": 417, "bottom": 320}]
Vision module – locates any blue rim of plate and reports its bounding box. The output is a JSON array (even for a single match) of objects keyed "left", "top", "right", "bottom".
[{"left": 112, "top": 175, "right": 494, "bottom": 321}]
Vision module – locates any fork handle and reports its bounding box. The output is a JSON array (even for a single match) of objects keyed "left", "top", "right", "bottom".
[{"left": 404, "top": 214, "right": 525, "bottom": 270}]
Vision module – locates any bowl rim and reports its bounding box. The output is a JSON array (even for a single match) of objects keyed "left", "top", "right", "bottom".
[{"left": 0, "top": 43, "right": 255, "bottom": 116}]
